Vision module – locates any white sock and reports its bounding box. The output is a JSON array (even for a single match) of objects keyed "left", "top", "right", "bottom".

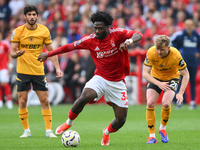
[
  {"left": 159, "top": 124, "right": 166, "bottom": 130},
  {"left": 46, "top": 129, "right": 51, "bottom": 133},
  {"left": 66, "top": 118, "right": 73, "bottom": 126},
  {"left": 150, "top": 133, "right": 155, "bottom": 138},
  {"left": 25, "top": 129, "right": 30, "bottom": 132},
  {"left": 190, "top": 101, "right": 195, "bottom": 105},
  {"left": 104, "top": 128, "right": 110, "bottom": 135}
]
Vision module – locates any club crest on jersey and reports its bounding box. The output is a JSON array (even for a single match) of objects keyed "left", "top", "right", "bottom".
[
  {"left": 159, "top": 64, "right": 164, "bottom": 68},
  {"left": 29, "top": 37, "right": 34, "bottom": 42},
  {"left": 110, "top": 40, "right": 115, "bottom": 47}
]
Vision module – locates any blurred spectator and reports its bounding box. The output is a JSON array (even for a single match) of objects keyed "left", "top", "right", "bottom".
[
  {"left": 117, "top": 17, "right": 130, "bottom": 30},
  {"left": 176, "top": 0, "right": 191, "bottom": 19},
  {"left": 9, "top": 0, "right": 25, "bottom": 19},
  {"left": 175, "top": 11, "right": 186, "bottom": 31},
  {"left": 146, "top": 1, "right": 161, "bottom": 20},
  {"left": 63, "top": 52, "right": 81, "bottom": 102},
  {"left": 79, "top": 0, "right": 98, "bottom": 16},
  {"left": 67, "top": 22, "right": 81, "bottom": 43},
  {"left": 0, "top": 31, "right": 13, "bottom": 109},
  {"left": 69, "top": 50, "right": 96, "bottom": 101},
  {"left": 0, "top": 0, "right": 11, "bottom": 38},
  {"left": 128, "top": 6, "right": 146, "bottom": 32},
  {"left": 171, "top": 19, "right": 200, "bottom": 109},
  {"left": 156, "top": 0, "right": 170, "bottom": 9},
  {"left": 52, "top": 29, "right": 68, "bottom": 49},
  {"left": 82, "top": 22, "right": 93, "bottom": 37}
]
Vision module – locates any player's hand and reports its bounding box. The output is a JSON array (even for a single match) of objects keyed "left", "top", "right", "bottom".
[
  {"left": 38, "top": 53, "right": 48, "bottom": 62},
  {"left": 16, "top": 50, "right": 25, "bottom": 56},
  {"left": 158, "top": 81, "right": 171, "bottom": 92},
  {"left": 119, "top": 43, "right": 128, "bottom": 52},
  {"left": 176, "top": 93, "right": 183, "bottom": 105},
  {"left": 56, "top": 69, "right": 63, "bottom": 79}
]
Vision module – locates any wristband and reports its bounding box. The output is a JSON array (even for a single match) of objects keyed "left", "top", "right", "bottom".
[
  {"left": 8, "top": 63, "right": 13, "bottom": 69},
  {"left": 125, "top": 38, "right": 133, "bottom": 44}
]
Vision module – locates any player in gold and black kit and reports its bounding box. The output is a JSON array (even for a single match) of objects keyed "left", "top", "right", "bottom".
[
  {"left": 10, "top": 5, "right": 63, "bottom": 138},
  {"left": 142, "top": 35, "right": 190, "bottom": 144}
]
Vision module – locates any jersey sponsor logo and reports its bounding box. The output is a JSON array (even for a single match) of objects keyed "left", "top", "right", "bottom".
[
  {"left": 183, "top": 39, "right": 197, "bottom": 47},
  {"left": 21, "top": 44, "right": 41, "bottom": 49},
  {"left": 179, "top": 59, "right": 185, "bottom": 67},
  {"left": 96, "top": 48, "right": 118, "bottom": 58},
  {"left": 94, "top": 46, "right": 100, "bottom": 51}
]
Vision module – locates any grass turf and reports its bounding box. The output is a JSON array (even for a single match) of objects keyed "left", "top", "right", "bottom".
[{"left": 0, "top": 104, "right": 200, "bottom": 150}]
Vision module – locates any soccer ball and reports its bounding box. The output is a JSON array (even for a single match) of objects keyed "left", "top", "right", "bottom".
[{"left": 61, "top": 130, "right": 80, "bottom": 147}]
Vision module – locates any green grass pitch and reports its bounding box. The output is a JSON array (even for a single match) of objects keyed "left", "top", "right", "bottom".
[{"left": 0, "top": 104, "right": 200, "bottom": 150}]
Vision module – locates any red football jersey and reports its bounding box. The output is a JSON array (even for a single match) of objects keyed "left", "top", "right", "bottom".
[
  {"left": 0, "top": 42, "right": 9, "bottom": 70},
  {"left": 49, "top": 28, "right": 143, "bottom": 81}
]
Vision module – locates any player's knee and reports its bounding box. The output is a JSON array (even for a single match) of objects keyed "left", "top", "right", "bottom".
[
  {"left": 147, "top": 101, "right": 156, "bottom": 108},
  {"left": 162, "top": 103, "right": 170, "bottom": 108},
  {"left": 18, "top": 95, "right": 27, "bottom": 107},
  {"left": 40, "top": 98, "right": 50, "bottom": 108},
  {"left": 117, "top": 117, "right": 126, "bottom": 127}
]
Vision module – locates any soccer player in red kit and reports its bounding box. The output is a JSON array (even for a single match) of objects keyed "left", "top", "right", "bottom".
[
  {"left": 38, "top": 11, "right": 143, "bottom": 146},
  {"left": 0, "top": 32, "right": 13, "bottom": 109}
]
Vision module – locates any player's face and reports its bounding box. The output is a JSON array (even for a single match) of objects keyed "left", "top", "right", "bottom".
[
  {"left": 156, "top": 44, "right": 170, "bottom": 58},
  {"left": 25, "top": 11, "right": 38, "bottom": 26},
  {"left": 93, "top": 22, "right": 109, "bottom": 39},
  {"left": 185, "top": 20, "right": 194, "bottom": 35}
]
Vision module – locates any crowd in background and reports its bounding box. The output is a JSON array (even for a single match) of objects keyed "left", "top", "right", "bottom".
[{"left": 1, "top": 0, "right": 200, "bottom": 104}]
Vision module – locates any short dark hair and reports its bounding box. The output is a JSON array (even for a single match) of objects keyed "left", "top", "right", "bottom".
[
  {"left": 91, "top": 11, "right": 113, "bottom": 26},
  {"left": 24, "top": 5, "right": 38, "bottom": 15}
]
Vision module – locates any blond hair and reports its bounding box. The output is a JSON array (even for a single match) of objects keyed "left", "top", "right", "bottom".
[{"left": 154, "top": 35, "right": 170, "bottom": 49}]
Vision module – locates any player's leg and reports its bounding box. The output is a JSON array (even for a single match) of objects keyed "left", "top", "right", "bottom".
[
  {"left": 146, "top": 88, "right": 160, "bottom": 144},
  {"left": 1, "top": 69, "right": 13, "bottom": 109},
  {"left": 18, "top": 91, "right": 31, "bottom": 138},
  {"left": 0, "top": 85, "right": 3, "bottom": 108},
  {"left": 101, "top": 104, "right": 128, "bottom": 146},
  {"left": 159, "top": 89, "right": 175, "bottom": 143},
  {"left": 32, "top": 75, "right": 56, "bottom": 137},
  {"left": 35, "top": 90, "right": 56, "bottom": 137},
  {"left": 188, "top": 64, "right": 198, "bottom": 109},
  {"left": 55, "top": 87, "right": 97, "bottom": 135},
  {"left": 17, "top": 73, "right": 31, "bottom": 138}
]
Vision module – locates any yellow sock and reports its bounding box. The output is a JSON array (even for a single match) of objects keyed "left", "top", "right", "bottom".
[
  {"left": 42, "top": 108, "right": 52, "bottom": 130},
  {"left": 146, "top": 107, "right": 155, "bottom": 134},
  {"left": 18, "top": 108, "right": 29, "bottom": 129},
  {"left": 161, "top": 106, "right": 171, "bottom": 126}
]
